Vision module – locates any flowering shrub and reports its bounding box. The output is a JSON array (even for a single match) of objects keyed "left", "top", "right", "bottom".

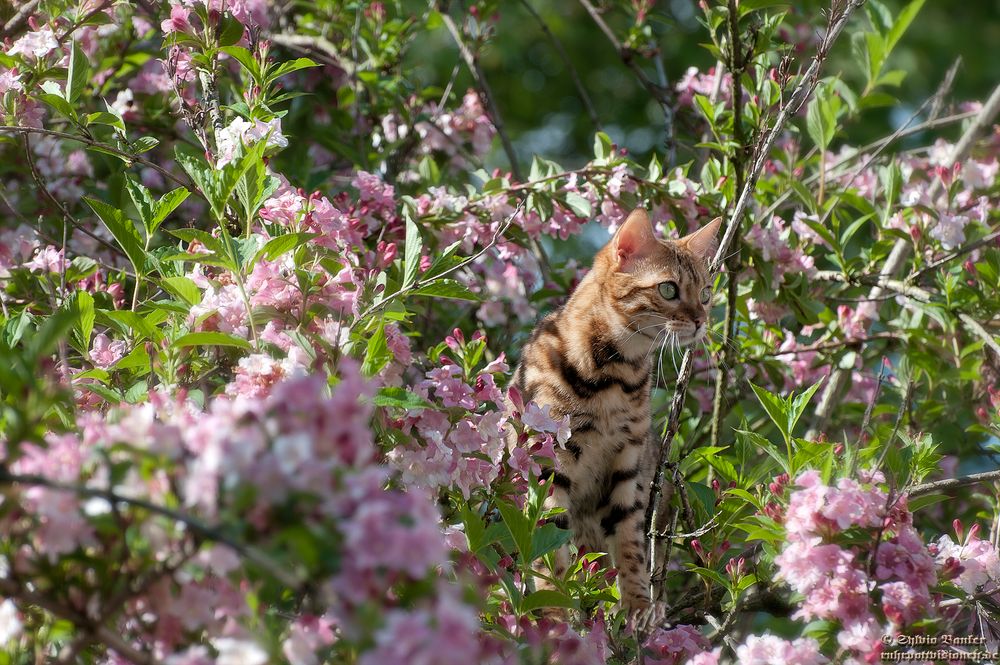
[{"left": 0, "top": 0, "right": 998, "bottom": 663}]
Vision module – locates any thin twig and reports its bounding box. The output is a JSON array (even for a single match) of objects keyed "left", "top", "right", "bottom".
[
  {"left": 1, "top": 0, "right": 41, "bottom": 38},
  {"left": 810, "top": 81, "right": 1000, "bottom": 433},
  {"left": 437, "top": 5, "right": 522, "bottom": 181},
  {"left": 958, "top": 313, "right": 1000, "bottom": 357},
  {"left": 910, "top": 470, "right": 1000, "bottom": 498},
  {"left": 0, "top": 468, "right": 305, "bottom": 592},
  {"left": 350, "top": 198, "right": 525, "bottom": 330},
  {"left": 20, "top": 135, "right": 124, "bottom": 259},
  {"left": 518, "top": 0, "right": 601, "bottom": 131},
  {"left": 644, "top": 0, "right": 866, "bottom": 561},
  {"left": 0, "top": 577, "right": 157, "bottom": 665},
  {"left": 0, "top": 126, "right": 191, "bottom": 191},
  {"left": 910, "top": 227, "right": 1000, "bottom": 281},
  {"left": 577, "top": 0, "right": 674, "bottom": 152}
]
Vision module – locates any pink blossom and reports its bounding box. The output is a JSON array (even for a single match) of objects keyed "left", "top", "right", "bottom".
[
  {"left": 162, "top": 3, "right": 193, "bottom": 33},
  {"left": 0, "top": 600, "right": 23, "bottom": 645},
  {"left": 282, "top": 615, "right": 337, "bottom": 665},
  {"left": 644, "top": 624, "right": 710, "bottom": 665},
  {"left": 90, "top": 333, "right": 127, "bottom": 368},
  {"left": 735, "top": 634, "right": 827, "bottom": 665},
  {"left": 7, "top": 27, "right": 59, "bottom": 60},
  {"left": 521, "top": 402, "right": 571, "bottom": 445},
  {"left": 358, "top": 591, "right": 483, "bottom": 665},
  {"left": 216, "top": 117, "right": 288, "bottom": 167},
  {"left": 0, "top": 68, "right": 22, "bottom": 94}
]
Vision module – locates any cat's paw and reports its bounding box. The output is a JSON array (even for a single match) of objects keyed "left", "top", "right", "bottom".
[{"left": 624, "top": 598, "right": 667, "bottom": 633}]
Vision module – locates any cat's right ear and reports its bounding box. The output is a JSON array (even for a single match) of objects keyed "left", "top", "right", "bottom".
[{"left": 612, "top": 208, "right": 656, "bottom": 271}]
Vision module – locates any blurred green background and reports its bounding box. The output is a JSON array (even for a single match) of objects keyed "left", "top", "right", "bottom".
[{"left": 407, "top": 1, "right": 1000, "bottom": 168}]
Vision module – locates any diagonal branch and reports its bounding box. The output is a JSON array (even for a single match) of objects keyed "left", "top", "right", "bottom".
[
  {"left": 437, "top": 5, "right": 522, "bottom": 181},
  {"left": 518, "top": 0, "right": 602, "bottom": 131},
  {"left": 645, "top": 0, "right": 867, "bottom": 573},
  {"left": 910, "top": 469, "right": 1000, "bottom": 498},
  {"left": 809, "top": 81, "right": 1000, "bottom": 435},
  {"left": 0, "top": 577, "right": 157, "bottom": 665},
  {"left": 0, "top": 468, "right": 305, "bottom": 592}
]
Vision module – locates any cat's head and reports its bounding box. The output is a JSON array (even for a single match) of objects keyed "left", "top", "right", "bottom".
[{"left": 595, "top": 208, "right": 721, "bottom": 348}]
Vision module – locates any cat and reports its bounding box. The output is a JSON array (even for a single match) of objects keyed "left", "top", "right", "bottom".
[{"left": 511, "top": 207, "right": 721, "bottom": 628}]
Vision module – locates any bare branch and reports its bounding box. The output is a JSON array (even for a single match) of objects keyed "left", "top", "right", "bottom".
[
  {"left": 810, "top": 81, "right": 1000, "bottom": 433},
  {"left": 910, "top": 470, "right": 1000, "bottom": 498},
  {"left": 0, "top": 468, "right": 306, "bottom": 592},
  {"left": 0, "top": 577, "right": 157, "bottom": 665},
  {"left": 645, "top": 0, "right": 867, "bottom": 547},
  {"left": 518, "top": 0, "right": 601, "bottom": 131},
  {"left": 437, "top": 6, "right": 522, "bottom": 181}
]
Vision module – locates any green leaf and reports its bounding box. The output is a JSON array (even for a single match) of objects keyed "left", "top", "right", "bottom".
[
  {"left": 361, "top": 322, "right": 390, "bottom": 377},
  {"left": 564, "top": 192, "right": 592, "bottom": 218},
  {"left": 84, "top": 197, "right": 146, "bottom": 276},
  {"left": 173, "top": 331, "right": 252, "bottom": 349},
  {"left": 38, "top": 93, "right": 76, "bottom": 120},
  {"left": 496, "top": 499, "right": 533, "bottom": 562},
  {"left": 124, "top": 176, "right": 156, "bottom": 235},
  {"left": 268, "top": 57, "right": 320, "bottom": 82},
  {"left": 372, "top": 386, "right": 432, "bottom": 410},
  {"left": 133, "top": 137, "right": 159, "bottom": 153},
  {"left": 749, "top": 382, "right": 789, "bottom": 441},
  {"left": 159, "top": 276, "right": 202, "bottom": 306},
  {"left": 221, "top": 46, "right": 261, "bottom": 82},
  {"left": 27, "top": 308, "right": 77, "bottom": 360},
  {"left": 217, "top": 13, "right": 245, "bottom": 46},
  {"left": 75, "top": 290, "right": 95, "bottom": 347},
  {"left": 530, "top": 523, "right": 572, "bottom": 561},
  {"left": 85, "top": 111, "right": 125, "bottom": 131},
  {"left": 402, "top": 214, "right": 422, "bottom": 289},
  {"left": 788, "top": 378, "right": 825, "bottom": 436},
  {"left": 151, "top": 187, "right": 191, "bottom": 232},
  {"left": 66, "top": 40, "right": 89, "bottom": 103},
  {"left": 410, "top": 279, "right": 479, "bottom": 301},
  {"left": 521, "top": 590, "right": 578, "bottom": 612},
  {"left": 254, "top": 233, "right": 316, "bottom": 264},
  {"left": 885, "top": 0, "right": 926, "bottom": 54}
]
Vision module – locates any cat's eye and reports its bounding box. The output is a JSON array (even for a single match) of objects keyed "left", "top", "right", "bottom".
[
  {"left": 700, "top": 287, "right": 712, "bottom": 305},
  {"left": 658, "top": 281, "right": 679, "bottom": 300}
]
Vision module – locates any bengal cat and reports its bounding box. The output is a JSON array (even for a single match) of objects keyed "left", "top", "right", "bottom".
[{"left": 511, "top": 208, "right": 721, "bottom": 628}]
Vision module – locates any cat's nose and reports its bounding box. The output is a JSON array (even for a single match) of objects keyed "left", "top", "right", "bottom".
[{"left": 692, "top": 317, "right": 703, "bottom": 328}]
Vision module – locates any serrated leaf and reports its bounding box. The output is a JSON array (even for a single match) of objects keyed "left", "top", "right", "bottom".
[
  {"left": 124, "top": 176, "right": 156, "bottom": 235},
  {"left": 75, "top": 290, "right": 95, "bottom": 347},
  {"left": 67, "top": 40, "right": 89, "bottom": 103},
  {"left": 788, "top": 378, "right": 825, "bottom": 436},
  {"left": 84, "top": 197, "right": 146, "bottom": 277},
  {"left": 361, "top": 323, "right": 390, "bottom": 377},
  {"left": 221, "top": 46, "right": 261, "bottom": 82},
  {"left": 372, "top": 386, "right": 432, "bottom": 410},
  {"left": 38, "top": 93, "right": 76, "bottom": 120},
  {"left": 268, "top": 57, "right": 320, "bottom": 82},
  {"left": 749, "top": 382, "right": 789, "bottom": 441},
  {"left": 885, "top": 0, "right": 926, "bottom": 54},
  {"left": 410, "top": 279, "right": 479, "bottom": 301},
  {"left": 402, "top": 214, "right": 422, "bottom": 289},
  {"left": 133, "top": 137, "right": 159, "bottom": 153},
  {"left": 564, "top": 192, "right": 592, "bottom": 218},
  {"left": 173, "top": 331, "right": 252, "bottom": 349},
  {"left": 151, "top": 187, "right": 191, "bottom": 232},
  {"left": 530, "top": 523, "right": 572, "bottom": 561},
  {"left": 254, "top": 232, "right": 316, "bottom": 264},
  {"left": 86, "top": 111, "right": 125, "bottom": 130},
  {"left": 521, "top": 590, "right": 577, "bottom": 612},
  {"left": 160, "top": 276, "right": 201, "bottom": 305}
]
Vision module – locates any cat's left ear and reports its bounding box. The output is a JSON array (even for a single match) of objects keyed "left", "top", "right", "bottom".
[
  {"left": 679, "top": 216, "right": 723, "bottom": 262},
  {"left": 612, "top": 208, "right": 658, "bottom": 270}
]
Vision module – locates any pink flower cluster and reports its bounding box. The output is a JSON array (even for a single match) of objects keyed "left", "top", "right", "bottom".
[{"left": 773, "top": 471, "right": 937, "bottom": 660}]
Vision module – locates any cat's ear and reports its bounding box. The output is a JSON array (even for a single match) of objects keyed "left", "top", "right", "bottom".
[
  {"left": 612, "top": 208, "right": 657, "bottom": 270},
  {"left": 680, "top": 216, "right": 723, "bottom": 263}
]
